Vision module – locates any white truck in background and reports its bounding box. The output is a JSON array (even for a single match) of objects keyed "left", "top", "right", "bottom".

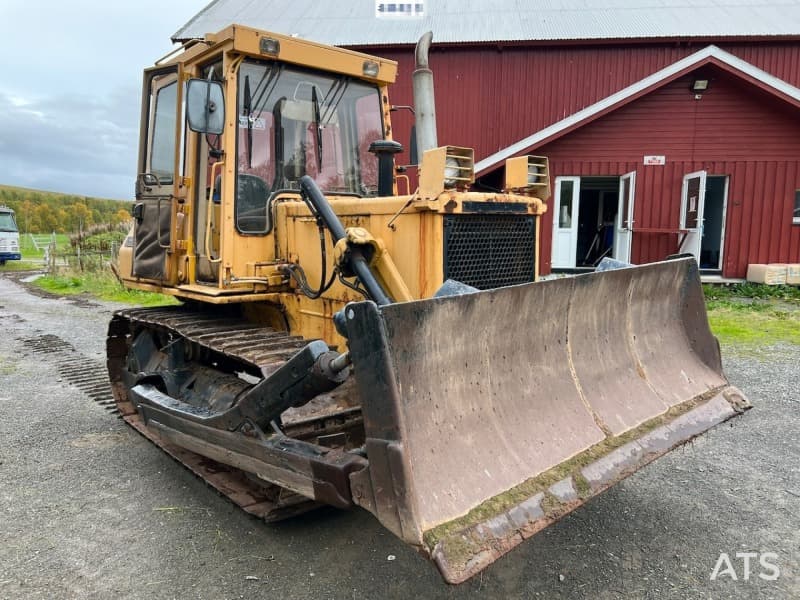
[{"left": 0, "top": 206, "right": 21, "bottom": 265}]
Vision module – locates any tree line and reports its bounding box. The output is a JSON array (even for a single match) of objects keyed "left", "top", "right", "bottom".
[{"left": 0, "top": 185, "right": 131, "bottom": 234}]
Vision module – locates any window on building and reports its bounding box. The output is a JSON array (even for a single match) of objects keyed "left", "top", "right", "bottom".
[{"left": 794, "top": 190, "right": 800, "bottom": 224}]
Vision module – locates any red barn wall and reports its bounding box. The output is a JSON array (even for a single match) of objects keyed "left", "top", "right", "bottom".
[
  {"left": 357, "top": 41, "right": 800, "bottom": 167},
  {"left": 535, "top": 70, "right": 800, "bottom": 277}
]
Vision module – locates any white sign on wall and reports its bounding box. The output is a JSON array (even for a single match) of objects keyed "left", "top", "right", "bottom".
[
  {"left": 643, "top": 155, "right": 666, "bottom": 165},
  {"left": 375, "top": 2, "right": 425, "bottom": 18}
]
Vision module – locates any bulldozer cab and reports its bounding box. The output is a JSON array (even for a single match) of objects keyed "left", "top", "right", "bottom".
[{"left": 129, "top": 31, "right": 391, "bottom": 286}]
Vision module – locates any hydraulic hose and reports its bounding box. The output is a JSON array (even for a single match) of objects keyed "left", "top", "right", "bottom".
[{"left": 299, "top": 176, "right": 392, "bottom": 306}]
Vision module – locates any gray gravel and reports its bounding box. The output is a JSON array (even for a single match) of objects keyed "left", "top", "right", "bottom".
[{"left": 0, "top": 273, "right": 797, "bottom": 599}]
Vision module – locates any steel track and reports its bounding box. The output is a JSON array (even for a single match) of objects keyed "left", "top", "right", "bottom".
[{"left": 106, "top": 305, "right": 363, "bottom": 522}]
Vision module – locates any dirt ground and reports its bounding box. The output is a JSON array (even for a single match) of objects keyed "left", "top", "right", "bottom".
[{"left": 0, "top": 272, "right": 797, "bottom": 599}]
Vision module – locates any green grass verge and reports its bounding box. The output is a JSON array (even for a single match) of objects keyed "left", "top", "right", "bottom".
[
  {"left": 703, "top": 282, "right": 800, "bottom": 302},
  {"left": 34, "top": 271, "right": 178, "bottom": 307},
  {"left": 707, "top": 306, "right": 800, "bottom": 347},
  {"left": 19, "top": 233, "right": 71, "bottom": 259},
  {"left": 0, "top": 259, "right": 41, "bottom": 271},
  {"left": 704, "top": 283, "right": 800, "bottom": 349}
]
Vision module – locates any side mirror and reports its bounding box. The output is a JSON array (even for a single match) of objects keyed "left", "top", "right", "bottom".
[{"left": 186, "top": 79, "right": 225, "bottom": 135}]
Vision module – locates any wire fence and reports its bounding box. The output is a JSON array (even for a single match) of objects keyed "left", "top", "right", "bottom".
[
  {"left": 28, "top": 233, "right": 57, "bottom": 252},
  {"left": 43, "top": 242, "right": 121, "bottom": 274},
  {"left": 42, "top": 223, "right": 128, "bottom": 275}
]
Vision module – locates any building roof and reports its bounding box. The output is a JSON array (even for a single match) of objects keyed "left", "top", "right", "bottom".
[
  {"left": 174, "top": 0, "right": 800, "bottom": 45},
  {"left": 473, "top": 44, "right": 800, "bottom": 175}
]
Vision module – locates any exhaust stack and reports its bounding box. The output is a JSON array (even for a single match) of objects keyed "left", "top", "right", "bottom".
[{"left": 412, "top": 31, "right": 437, "bottom": 156}]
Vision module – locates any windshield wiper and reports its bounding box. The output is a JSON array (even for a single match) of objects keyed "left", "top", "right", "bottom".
[
  {"left": 251, "top": 64, "right": 283, "bottom": 120},
  {"left": 243, "top": 75, "right": 253, "bottom": 168},
  {"left": 311, "top": 86, "right": 323, "bottom": 172},
  {"left": 320, "top": 77, "right": 349, "bottom": 125}
]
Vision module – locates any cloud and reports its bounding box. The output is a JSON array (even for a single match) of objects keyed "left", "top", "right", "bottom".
[
  {"left": 0, "top": 88, "right": 140, "bottom": 199},
  {"left": 0, "top": 0, "right": 207, "bottom": 199}
]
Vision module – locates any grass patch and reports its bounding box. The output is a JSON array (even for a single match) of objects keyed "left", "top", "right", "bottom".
[
  {"left": 707, "top": 306, "right": 800, "bottom": 348},
  {"left": 704, "top": 283, "right": 800, "bottom": 349},
  {"left": 34, "top": 270, "right": 178, "bottom": 306},
  {"left": 703, "top": 282, "right": 800, "bottom": 302},
  {"left": 19, "top": 233, "right": 71, "bottom": 260},
  {"left": 0, "top": 259, "right": 41, "bottom": 271}
]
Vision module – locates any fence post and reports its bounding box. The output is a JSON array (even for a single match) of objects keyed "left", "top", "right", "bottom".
[
  {"left": 47, "top": 241, "right": 56, "bottom": 274},
  {"left": 77, "top": 221, "right": 84, "bottom": 272}
]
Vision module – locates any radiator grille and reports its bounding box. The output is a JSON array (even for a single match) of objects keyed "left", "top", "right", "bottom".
[{"left": 443, "top": 215, "right": 536, "bottom": 290}]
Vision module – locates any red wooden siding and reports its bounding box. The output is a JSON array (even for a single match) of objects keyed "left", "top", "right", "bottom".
[
  {"left": 535, "top": 69, "right": 800, "bottom": 277},
  {"left": 357, "top": 42, "right": 800, "bottom": 167}
]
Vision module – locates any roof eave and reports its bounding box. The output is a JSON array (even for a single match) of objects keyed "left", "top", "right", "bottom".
[
  {"left": 172, "top": 33, "right": 800, "bottom": 47},
  {"left": 347, "top": 33, "right": 800, "bottom": 51}
]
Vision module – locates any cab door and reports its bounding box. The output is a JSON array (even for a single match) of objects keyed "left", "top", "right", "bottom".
[{"left": 132, "top": 67, "right": 180, "bottom": 280}]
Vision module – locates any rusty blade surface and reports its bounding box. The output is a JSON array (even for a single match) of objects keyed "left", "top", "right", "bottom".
[{"left": 345, "top": 258, "right": 750, "bottom": 583}]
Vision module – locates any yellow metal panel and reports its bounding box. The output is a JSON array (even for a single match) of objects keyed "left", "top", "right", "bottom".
[
  {"left": 226, "top": 25, "right": 397, "bottom": 85},
  {"left": 218, "top": 54, "right": 244, "bottom": 286},
  {"left": 281, "top": 293, "right": 348, "bottom": 350},
  {"left": 227, "top": 233, "right": 277, "bottom": 282},
  {"left": 119, "top": 280, "right": 281, "bottom": 304}
]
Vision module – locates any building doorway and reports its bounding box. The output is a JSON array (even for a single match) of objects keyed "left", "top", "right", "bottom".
[
  {"left": 552, "top": 176, "right": 623, "bottom": 269},
  {"left": 700, "top": 176, "right": 728, "bottom": 271},
  {"left": 679, "top": 171, "right": 728, "bottom": 271}
]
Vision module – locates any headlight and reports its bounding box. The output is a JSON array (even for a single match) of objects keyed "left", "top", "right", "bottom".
[
  {"left": 362, "top": 60, "right": 380, "bottom": 78},
  {"left": 503, "top": 155, "right": 550, "bottom": 199},
  {"left": 419, "top": 145, "right": 475, "bottom": 198}
]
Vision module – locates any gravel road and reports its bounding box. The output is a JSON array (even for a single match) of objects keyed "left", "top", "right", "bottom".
[{"left": 0, "top": 272, "right": 797, "bottom": 599}]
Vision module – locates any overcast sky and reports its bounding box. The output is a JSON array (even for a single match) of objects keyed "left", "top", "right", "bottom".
[{"left": 0, "top": 1, "right": 210, "bottom": 200}]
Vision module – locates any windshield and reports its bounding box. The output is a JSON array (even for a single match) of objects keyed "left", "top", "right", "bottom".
[
  {"left": 235, "top": 60, "right": 384, "bottom": 232},
  {"left": 0, "top": 212, "right": 18, "bottom": 232}
]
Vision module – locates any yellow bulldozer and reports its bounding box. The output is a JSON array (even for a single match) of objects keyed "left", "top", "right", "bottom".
[{"left": 108, "top": 24, "right": 749, "bottom": 583}]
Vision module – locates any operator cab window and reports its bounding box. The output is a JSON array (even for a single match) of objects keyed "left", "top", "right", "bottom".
[
  {"left": 235, "top": 59, "right": 384, "bottom": 234},
  {"left": 149, "top": 79, "right": 178, "bottom": 185}
]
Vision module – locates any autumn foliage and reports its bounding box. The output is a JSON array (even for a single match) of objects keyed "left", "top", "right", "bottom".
[{"left": 0, "top": 184, "right": 131, "bottom": 234}]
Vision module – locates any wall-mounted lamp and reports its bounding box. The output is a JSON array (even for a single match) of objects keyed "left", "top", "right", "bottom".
[{"left": 691, "top": 79, "right": 709, "bottom": 93}]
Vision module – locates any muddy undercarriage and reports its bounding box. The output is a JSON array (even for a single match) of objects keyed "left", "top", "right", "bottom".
[{"left": 107, "top": 305, "right": 367, "bottom": 521}]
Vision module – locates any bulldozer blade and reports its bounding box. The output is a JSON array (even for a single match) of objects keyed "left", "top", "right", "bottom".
[{"left": 344, "top": 258, "right": 749, "bottom": 584}]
